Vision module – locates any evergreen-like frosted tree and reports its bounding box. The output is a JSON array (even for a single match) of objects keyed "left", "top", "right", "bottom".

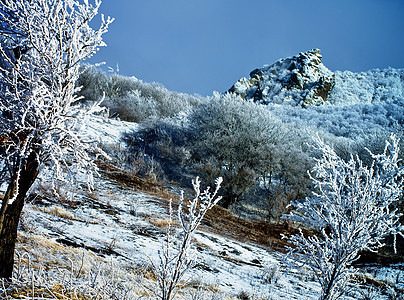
[
  {"left": 0, "top": 0, "right": 112, "bottom": 279},
  {"left": 283, "top": 135, "right": 404, "bottom": 300}
]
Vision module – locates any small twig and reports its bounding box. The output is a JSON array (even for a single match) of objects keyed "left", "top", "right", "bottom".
[
  {"left": 31, "top": 269, "right": 34, "bottom": 300},
  {"left": 1, "top": 279, "right": 10, "bottom": 300},
  {"left": 75, "top": 250, "right": 85, "bottom": 279}
]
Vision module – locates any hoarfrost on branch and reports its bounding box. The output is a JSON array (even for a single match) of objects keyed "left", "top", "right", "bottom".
[
  {"left": 283, "top": 134, "right": 404, "bottom": 300},
  {"left": 0, "top": 0, "right": 113, "bottom": 198}
]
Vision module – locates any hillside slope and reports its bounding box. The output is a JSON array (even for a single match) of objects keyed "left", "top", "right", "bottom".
[
  {"left": 2, "top": 49, "right": 404, "bottom": 299},
  {"left": 3, "top": 114, "right": 401, "bottom": 299}
]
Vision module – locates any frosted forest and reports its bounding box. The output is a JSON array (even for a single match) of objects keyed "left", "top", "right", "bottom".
[{"left": 0, "top": 1, "right": 403, "bottom": 299}]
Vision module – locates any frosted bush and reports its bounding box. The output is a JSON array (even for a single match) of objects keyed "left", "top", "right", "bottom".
[
  {"left": 76, "top": 66, "right": 207, "bottom": 122},
  {"left": 145, "top": 177, "right": 222, "bottom": 300},
  {"left": 188, "top": 93, "right": 311, "bottom": 209},
  {"left": 123, "top": 116, "right": 191, "bottom": 183},
  {"left": 329, "top": 68, "right": 404, "bottom": 105},
  {"left": 259, "top": 263, "right": 280, "bottom": 284},
  {"left": 283, "top": 135, "right": 404, "bottom": 300},
  {"left": 268, "top": 98, "right": 404, "bottom": 150}
]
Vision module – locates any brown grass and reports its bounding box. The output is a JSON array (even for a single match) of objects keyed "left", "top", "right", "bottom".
[
  {"left": 149, "top": 218, "right": 178, "bottom": 228},
  {"left": 97, "top": 160, "right": 157, "bottom": 191},
  {"left": 6, "top": 286, "right": 90, "bottom": 300},
  {"left": 202, "top": 205, "right": 305, "bottom": 252},
  {"left": 32, "top": 205, "right": 79, "bottom": 221},
  {"left": 85, "top": 191, "right": 100, "bottom": 201},
  {"left": 97, "top": 159, "right": 304, "bottom": 252},
  {"left": 97, "top": 159, "right": 175, "bottom": 201}
]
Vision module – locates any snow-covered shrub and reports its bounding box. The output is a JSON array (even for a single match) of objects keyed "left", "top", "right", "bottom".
[
  {"left": 125, "top": 93, "right": 313, "bottom": 216},
  {"left": 106, "top": 90, "right": 159, "bottom": 122},
  {"left": 144, "top": 177, "right": 222, "bottom": 300},
  {"left": 268, "top": 99, "right": 404, "bottom": 142},
  {"left": 76, "top": 66, "right": 207, "bottom": 122},
  {"left": 259, "top": 263, "right": 280, "bottom": 284},
  {"left": 357, "top": 286, "right": 383, "bottom": 300},
  {"left": 123, "top": 116, "right": 191, "bottom": 183},
  {"left": 329, "top": 69, "right": 404, "bottom": 105},
  {"left": 188, "top": 93, "right": 311, "bottom": 209},
  {"left": 283, "top": 135, "right": 404, "bottom": 300},
  {"left": 267, "top": 97, "right": 404, "bottom": 169},
  {"left": 76, "top": 65, "right": 109, "bottom": 102}
]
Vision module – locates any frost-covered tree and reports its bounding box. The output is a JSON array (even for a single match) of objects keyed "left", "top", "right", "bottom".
[
  {"left": 283, "top": 135, "right": 404, "bottom": 300},
  {"left": 0, "top": 0, "right": 112, "bottom": 279},
  {"left": 188, "top": 93, "right": 308, "bottom": 209},
  {"left": 146, "top": 177, "right": 222, "bottom": 300},
  {"left": 76, "top": 65, "right": 206, "bottom": 122}
]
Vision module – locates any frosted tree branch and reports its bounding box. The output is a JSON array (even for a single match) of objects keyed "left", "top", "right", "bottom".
[
  {"left": 146, "top": 177, "right": 222, "bottom": 300},
  {"left": 282, "top": 134, "right": 404, "bottom": 300},
  {"left": 0, "top": 0, "right": 113, "bottom": 198}
]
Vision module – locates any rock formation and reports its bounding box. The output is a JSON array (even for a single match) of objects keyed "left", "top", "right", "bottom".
[{"left": 229, "top": 49, "right": 335, "bottom": 107}]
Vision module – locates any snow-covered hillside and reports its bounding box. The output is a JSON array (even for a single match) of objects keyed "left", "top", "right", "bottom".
[
  {"left": 2, "top": 0, "right": 401, "bottom": 298},
  {"left": 4, "top": 114, "right": 402, "bottom": 299},
  {"left": 2, "top": 48, "right": 404, "bottom": 299}
]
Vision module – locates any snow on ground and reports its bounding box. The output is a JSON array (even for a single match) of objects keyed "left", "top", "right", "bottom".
[
  {"left": 22, "top": 171, "right": 323, "bottom": 299},
  {"left": 11, "top": 114, "right": 403, "bottom": 299},
  {"left": 78, "top": 112, "right": 139, "bottom": 145},
  {"left": 21, "top": 173, "right": 402, "bottom": 299}
]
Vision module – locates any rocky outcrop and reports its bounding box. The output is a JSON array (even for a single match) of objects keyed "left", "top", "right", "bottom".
[{"left": 229, "top": 49, "right": 335, "bottom": 107}]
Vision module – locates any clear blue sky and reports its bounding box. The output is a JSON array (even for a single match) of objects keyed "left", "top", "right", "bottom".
[{"left": 89, "top": 0, "right": 404, "bottom": 96}]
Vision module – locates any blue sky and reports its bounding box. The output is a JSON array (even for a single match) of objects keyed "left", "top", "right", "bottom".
[{"left": 89, "top": 0, "right": 404, "bottom": 96}]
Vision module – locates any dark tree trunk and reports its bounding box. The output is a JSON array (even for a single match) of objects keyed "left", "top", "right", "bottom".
[
  {"left": 320, "top": 266, "right": 339, "bottom": 300},
  {"left": 220, "top": 195, "right": 233, "bottom": 209},
  {"left": 220, "top": 189, "right": 239, "bottom": 209},
  {"left": 0, "top": 153, "right": 39, "bottom": 279}
]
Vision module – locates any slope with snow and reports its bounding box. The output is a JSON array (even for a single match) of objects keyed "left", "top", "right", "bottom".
[{"left": 8, "top": 114, "right": 402, "bottom": 299}]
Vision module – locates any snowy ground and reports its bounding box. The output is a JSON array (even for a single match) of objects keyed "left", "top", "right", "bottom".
[
  {"left": 19, "top": 170, "right": 323, "bottom": 299},
  {"left": 8, "top": 114, "right": 404, "bottom": 299}
]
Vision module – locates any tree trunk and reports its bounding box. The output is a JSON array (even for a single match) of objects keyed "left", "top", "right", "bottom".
[
  {"left": 220, "top": 188, "right": 238, "bottom": 209},
  {"left": 266, "top": 189, "right": 275, "bottom": 222},
  {"left": 320, "top": 266, "right": 338, "bottom": 300},
  {"left": 0, "top": 154, "right": 39, "bottom": 279},
  {"left": 220, "top": 195, "right": 233, "bottom": 209}
]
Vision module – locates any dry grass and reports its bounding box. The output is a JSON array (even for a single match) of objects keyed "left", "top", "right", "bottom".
[
  {"left": 8, "top": 232, "right": 147, "bottom": 300},
  {"left": 32, "top": 205, "right": 79, "bottom": 221},
  {"left": 4, "top": 284, "right": 91, "bottom": 300},
  {"left": 149, "top": 218, "right": 178, "bottom": 228},
  {"left": 16, "top": 233, "right": 98, "bottom": 272},
  {"left": 202, "top": 205, "right": 305, "bottom": 252},
  {"left": 85, "top": 191, "right": 99, "bottom": 201},
  {"left": 97, "top": 158, "right": 306, "bottom": 252},
  {"left": 102, "top": 191, "right": 124, "bottom": 202},
  {"left": 96, "top": 159, "right": 173, "bottom": 200},
  {"left": 351, "top": 271, "right": 404, "bottom": 297},
  {"left": 30, "top": 180, "right": 82, "bottom": 210}
]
